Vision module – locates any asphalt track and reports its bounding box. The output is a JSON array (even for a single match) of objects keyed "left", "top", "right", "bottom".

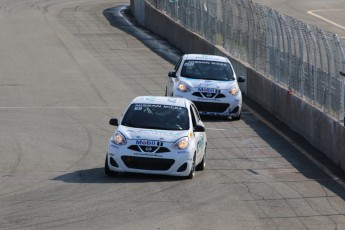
[
  {"left": 1, "top": 0, "right": 345, "bottom": 229},
  {"left": 253, "top": 0, "right": 345, "bottom": 38}
]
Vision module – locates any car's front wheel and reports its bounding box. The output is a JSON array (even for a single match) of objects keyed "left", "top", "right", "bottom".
[
  {"left": 186, "top": 154, "right": 196, "bottom": 179},
  {"left": 196, "top": 148, "right": 206, "bottom": 171},
  {"left": 105, "top": 154, "right": 117, "bottom": 176},
  {"left": 231, "top": 113, "right": 241, "bottom": 121}
]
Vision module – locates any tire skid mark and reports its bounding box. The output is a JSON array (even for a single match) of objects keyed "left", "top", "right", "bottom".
[
  {"left": 317, "top": 186, "right": 341, "bottom": 223},
  {"left": 212, "top": 167, "right": 280, "bottom": 228},
  {"left": 211, "top": 133, "right": 338, "bottom": 227},
  {"left": 0, "top": 136, "right": 23, "bottom": 188},
  {"left": 210, "top": 133, "right": 324, "bottom": 228},
  {"left": 62, "top": 111, "right": 93, "bottom": 174},
  {"left": 30, "top": 0, "right": 51, "bottom": 13},
  {"left": 3, "top": 0, "right": 29, "bottom": 14},
  {"left": 320, "top": 185, "right": 342, "bottom": 214},
  {"left": 45, "top": 2, "right": 110, "bottom": 108},
  {"left": 257, "top": 182, "right": 309, "bottom": 228}
]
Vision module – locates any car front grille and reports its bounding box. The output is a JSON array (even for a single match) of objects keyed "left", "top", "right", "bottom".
[
  {"left": 192, "top": 92, "right": 226, "bottom": 98},
  {"left": 128, "top": 145, "right": 170, "bottom": 153},
  {"left": 121, "top": 156, "right": 175, "bottom": 170},
  {"left": 192, "top": 101, "right": 230, "bottom": 113}
]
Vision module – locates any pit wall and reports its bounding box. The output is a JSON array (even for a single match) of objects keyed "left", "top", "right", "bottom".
[{"left": 130, "top": 0, "right": 345, "bottom": 169}]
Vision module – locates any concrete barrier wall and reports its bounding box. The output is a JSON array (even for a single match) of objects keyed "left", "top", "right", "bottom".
[
  {"left": 130, "top": 0, "right": 145, "bottom": 25},
  {"left": 130, "top": 1, "right": 345, "bottom": 169}
]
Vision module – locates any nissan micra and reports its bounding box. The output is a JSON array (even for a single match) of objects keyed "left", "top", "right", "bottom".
[
  {"left": 105, "top": 96, "right": 207, "bottom": 179},
  {"left": 166, "top": 54, "right": 245, "bottom": 120}
]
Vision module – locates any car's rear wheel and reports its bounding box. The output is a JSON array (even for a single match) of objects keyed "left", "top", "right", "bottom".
[{"left": 105, "top": 154, "right": 117, "bottom": 176}]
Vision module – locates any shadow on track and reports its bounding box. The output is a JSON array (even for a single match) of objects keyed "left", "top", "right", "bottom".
[
  {"left": 52, "top": 167, "right": 186, "bottom": 183},
  {"left": 103, "top": 5, "right": 181, "bottom": 65}
]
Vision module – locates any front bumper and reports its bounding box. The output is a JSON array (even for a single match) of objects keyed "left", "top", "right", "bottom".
[
  {"left": 174, "top": 90, "right": 242, "bottom": 117},
  {"left": 107, "top": 145, "right": 194, "bottom": 177}
]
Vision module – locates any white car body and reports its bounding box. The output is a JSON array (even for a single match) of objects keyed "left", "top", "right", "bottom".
[
  {"left": 105, "top": 96, "right": 207, "bottom": 179},
  {"left": 166, "top": 54, "right": 245, "bottom": 120}
]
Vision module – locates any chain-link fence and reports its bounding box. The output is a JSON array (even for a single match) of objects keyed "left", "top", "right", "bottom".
[{"left": 147, "top": 0, "right": 345, "bottom": 123}]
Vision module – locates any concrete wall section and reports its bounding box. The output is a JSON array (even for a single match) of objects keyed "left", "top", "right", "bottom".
[
  {"left": 130, "top": 1, "right": 345, "bottom": 170},
  {"left": 247, "top": 68, "right": 345, "bottom": 166},
  {"left": 143, "top": 1, "right": 214, "bottom": 55},
  {"left": 130, "top": 0, "right": 145, "bottom": 25}
]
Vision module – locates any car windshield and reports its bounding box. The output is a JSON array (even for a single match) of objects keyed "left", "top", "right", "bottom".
[
  {"left": 121, "top": 103, "right": 190, "bottom": 131},
  {"left": 180, "top": 60, "right": 234, "bottom": 81}
]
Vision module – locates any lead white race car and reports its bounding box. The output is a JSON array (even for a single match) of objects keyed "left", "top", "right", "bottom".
[
  {"left": 166, "top": 54, "right": 245, "bottom": 120},
  {"left": 105, "top": 96, "right": 207, "bottom": 179}
]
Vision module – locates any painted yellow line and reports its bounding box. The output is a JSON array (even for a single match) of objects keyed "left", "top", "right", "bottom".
[{"left": 307, "top": 9, "right": 345, "bottom": 31}]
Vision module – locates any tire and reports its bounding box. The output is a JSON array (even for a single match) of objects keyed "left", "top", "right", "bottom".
[
  {"left": 196, "top": 148, "right": 206, "bottom": 171},
  {"left": 186, "top": 154, "right": 196, "bottom": 179},
  {"left": 232, "top": 113, "right": 241, "bottom": 121},
  {"left": 105, "top": 154, "right": 117, "bottom": 176}
]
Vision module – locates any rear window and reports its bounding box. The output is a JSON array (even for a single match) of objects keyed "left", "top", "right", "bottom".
[
  {"left": 121, "top": 103, "right": 189, "bottom": 131},
  {"left": 181, "top": 60, "right": 234, "bottom": 81}
]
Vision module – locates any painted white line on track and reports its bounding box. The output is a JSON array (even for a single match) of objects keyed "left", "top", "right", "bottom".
[
  {"left": 308, "top": 9, "right": 345, "bottom": 31},
  {"left": 206, "top": 128, "right": 227, "bottom": 131}
]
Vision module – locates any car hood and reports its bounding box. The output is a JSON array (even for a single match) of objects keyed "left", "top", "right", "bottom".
[
  {"left": 180, "top": 77, "right": 238, "bottom": 89},
  {"left": 118, "top": 126, "right": 190, "bottom": 143}
]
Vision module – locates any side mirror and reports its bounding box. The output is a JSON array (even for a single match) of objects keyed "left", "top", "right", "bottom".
[
  {"left": 237, "top": 76, "right": 245, "bottom": 83},
  {"left": 109, "top": 118, "right": 119, "bottom": 126},
  {"left": 168, "top": 71, "right": 177, "bottom": 78},
  {"left": 194, "top": 125, "right": 205, "bottom": 132}
]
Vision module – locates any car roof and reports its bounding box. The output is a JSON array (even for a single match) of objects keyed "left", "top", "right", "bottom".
[
  {"left": 131, "top": 96, "right": 191, "bottom": 108},
  {"left": 184, "top": 54, "right": 229, "bottom": 63}
]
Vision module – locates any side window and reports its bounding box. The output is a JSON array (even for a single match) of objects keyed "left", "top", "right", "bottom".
[
  {"left": 191, "top": 104, "right": 201, "bottom": 123},
  {"left": 190, "top": 105, "right": 199, "bottom": 128}
]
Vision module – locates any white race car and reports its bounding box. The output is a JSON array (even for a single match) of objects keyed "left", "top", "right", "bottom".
[
  {"left": 105, "top": 96, "right": 207, "bottom": 179},
  {"left": 166, "top": 54, "right": 245, "bottom": 120}
]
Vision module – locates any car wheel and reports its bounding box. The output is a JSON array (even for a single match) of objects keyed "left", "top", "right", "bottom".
[
  {"left": 196, "top": 148, "right": 206, "bottom": 171},
  {"left": 232, "top": 113, "right": 241, "bottom": 121},
  {"left": 186, "top": 153, "right": 196, "bottom": 179},
  {"left": 105, "top": 154, "right": 117, "bottom": 176}
]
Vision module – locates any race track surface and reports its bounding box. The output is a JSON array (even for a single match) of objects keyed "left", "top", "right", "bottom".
[
  {"left": 1, "top": 0, "right": 345, "bottom": 229},
  {"left": 253, "top": 0, "right": 345, "bottom": 38}
]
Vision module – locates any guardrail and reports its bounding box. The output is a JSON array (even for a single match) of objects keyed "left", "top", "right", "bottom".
[
  {"left": 130, "top": 0, "right": 345, "bottom": 171},
  {"left": 145, "top": 0, "right": 345, "bottom": 124}
]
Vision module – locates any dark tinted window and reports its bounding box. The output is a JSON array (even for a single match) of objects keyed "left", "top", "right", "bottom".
[
  {"left": 190, "top": 105, "right": 197, "bottom": 128},
  {"left": 180, "top": 60, "right": 234, "bottom": 81},
  {"left": 121, "top": 103, "right": 189, "bottom": 130},
  {"left": 191, "top": 104, "right": 201, "bottom": 123}
]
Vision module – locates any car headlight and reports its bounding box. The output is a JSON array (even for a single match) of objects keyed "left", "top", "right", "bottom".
[
  {"left": 172, "top": 137, "right": 189, "bottom": 150},
  {"left": 177, "top": 82, "right": 191, "bottom": 92},
  {"left": 229, "top": 86, "right": 239, "bottom": 95},
  {"left": 111, "top": 132, "right": 127, "bottom": 145}
]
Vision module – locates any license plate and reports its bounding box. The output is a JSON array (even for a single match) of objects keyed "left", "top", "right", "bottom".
[{"left": 197, "top": 88, "right": 219, "bottom": 93}]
